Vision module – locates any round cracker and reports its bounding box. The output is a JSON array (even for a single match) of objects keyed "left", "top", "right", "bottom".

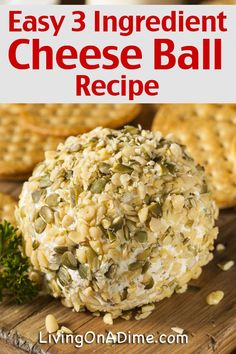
[
  {"left": 0, "top": 107, "right": 63, "bottom": 178},
  {"left": 20, "top": 104, "right": 141, "bottom": 137},
  {"left": 0, "top": 192, "right": 17, "bottom": 225},
  {"left": 152, "top": 104, "right": 236, "bottom": 209}
]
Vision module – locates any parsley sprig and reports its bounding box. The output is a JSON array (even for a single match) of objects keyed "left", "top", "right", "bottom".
[{"left": 0, "top": 221, "right": 39, "bottom": 304}]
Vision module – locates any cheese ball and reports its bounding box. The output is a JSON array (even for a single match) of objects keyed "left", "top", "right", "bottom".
[{"left": 16, "top": 126, "right": 218, "bottom": 320}]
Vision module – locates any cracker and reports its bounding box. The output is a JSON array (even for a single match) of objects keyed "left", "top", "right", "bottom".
[
  {"left": 20, "top": 104, "right": 141, "bottom": 137},
  {"left": 0, "top": 107, "right": 63, "bottom": 178},
  {"left": 0, "top": 173, "right": 30, "bottom": 182},
  {"left": 0, "top": 192, "right": 17, "bottom": 225},
  {"left": 152, "top": 104, "right": 236, "bottom": 209}
]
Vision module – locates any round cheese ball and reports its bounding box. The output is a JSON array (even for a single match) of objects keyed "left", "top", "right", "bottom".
[{"left": 16, "top": 126, "right": 218, "bottom": 320}]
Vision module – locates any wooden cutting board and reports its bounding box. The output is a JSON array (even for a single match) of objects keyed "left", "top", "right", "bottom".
[{"left": 0, "top": 181, "right": 236, "bottom": 354}]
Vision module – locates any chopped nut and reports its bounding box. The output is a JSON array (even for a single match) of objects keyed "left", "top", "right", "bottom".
[
  {"left": 216, "top": 243, "right": 226, "bottom": 252},
  {"left": 45, "top": 314, "right": 59, "bottom": 333},
  {"left": 121, "top": 310, "right": 132, "bottom": 321},
  {"left": 206, "top": 291, "right": 224, "bottom": 305},
  {"left": 60, "top": 326, "right": 73, "bottom": 334},
  {"left": 68, "top": 230, "right": 86, "bottom": 244},
  {"left": 217, "top": 260, "right": 234, "bottom": 271},
  {"left": 135, "top": 311, "right": 152, "bottom": 320},
  {"left": 171, "top": 327, "right": 184, "bottom": 334},
  {"left": 103, "top": 313, "right": 113, "bottom": 325},
  {"left": 138, "top": 207, "right": 149, "bottom": 223},
  {"left": 62, "top": 215, "right": 74, "bottom": 228},
  {"left": 92, "top": 311, "right": 101, "bottom": 317},
  {"left": 141, "top": 304, "right": 155, "bottom": 313}
]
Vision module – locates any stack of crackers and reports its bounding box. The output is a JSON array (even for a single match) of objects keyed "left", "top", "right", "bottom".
[
  {"left": 152, "top": 104, "right": 236, "bottom": 209},
  {"left": 0, "top": 103, "right": 141, "bottom": 224},
  {"left": 0, "top": 103, "right": 141, "bottom": 181}
]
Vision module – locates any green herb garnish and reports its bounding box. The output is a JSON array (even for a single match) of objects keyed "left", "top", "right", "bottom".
[{"left": 0, "top": 221, "right": 39, "bottom": 304}]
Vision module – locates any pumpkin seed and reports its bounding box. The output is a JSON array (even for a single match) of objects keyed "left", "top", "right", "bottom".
[
  {"left": 201, "top": 182, "right": 208, "bottom": 194},
  {"left": 134, "top": 230, "right": 147, "bottom": 243},
  {"left": 128, "top": 261, "right": 144, "bottom": 271},
  {"left": 123, "top": 125, "right": 138, "bottom": 135},
  {"left": 126, "top": 220, "right": 136, "bottom": 232},
  {"left": 90, "top": 137, "right": 99, "bottom": 144},
  {"left": 186, "top": 220, "right": 194, "bottom": 227},
  {"left": 39, "top": 206, "right": 54, "bottom": 224},
  {"left": 32, "top": 190, "right": 43, "bottom": 203},
  {"left": 142, "top": 261, "right": 151, "bottom": 274},
  {"left": 70, "top": 187, "right": 78, "bottom": 207},
  {"left": 90, "top": 178, "right": 108, "bottom": 194},
  {"left": 121, "top": 288, "right": 128, "bottom": 301},
  {"left": 112, "top": 163, "right": 133, "bottom": 174},
  {"left": 54, "top": 246, "right": 68, "bottom": 254},
  {"left": 137, "top": 249, "right": 151, "bottom": 261},
  {"left": 144, "top": 195, "right": 151, "bottom": 205},
  {"left": 79, "top": 264, "right": 88, "bottom": 279},
  {"left": 61, "top": 251, "right": 77, "bottom": 270},
  {"left": 105, "top": 264, "right": 117, "bottom": 278},
  {"left": 107, "top": 134, "right": 116, "bottom": 139},
  {"left": 32, "top": 240, "right": 40, "bottom": 250},
  {"left": 144, "top": 276, "right": 154, "bottom": 290},
  {"left": 34, "top": 217, "right": 46, "bottom": 234},
  {"left": 98, "top": 163, "right": 111, "bottom": 175},
  {"left": 149, "top": 203, "right": 162, "bottom": 218},
  {"left": 161, "top": 162, "right": 176, "bottom": 175},
  {"left": 110, "top": 217, "right": 124, "bottom": 232},
  {"left": 39, "top": 175, "right": 52, "bottom": 188},
  {"left": 65, "top": 170, "right": 73, "bottom": 180},
  {"left": 57, "top": 266, "right": 71, "bottom": 286},
  {"left": 45, "top": 194, "right": 59, "bottom": 207},
  {"left": 123, "top": 225, "right": 130, "bottom": 241},
  {"left": 86, "top": 247, "right": 98, "bottom": 269},
  {"left": 107, "top": 230, "right": 116, "bottom": 243}
]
